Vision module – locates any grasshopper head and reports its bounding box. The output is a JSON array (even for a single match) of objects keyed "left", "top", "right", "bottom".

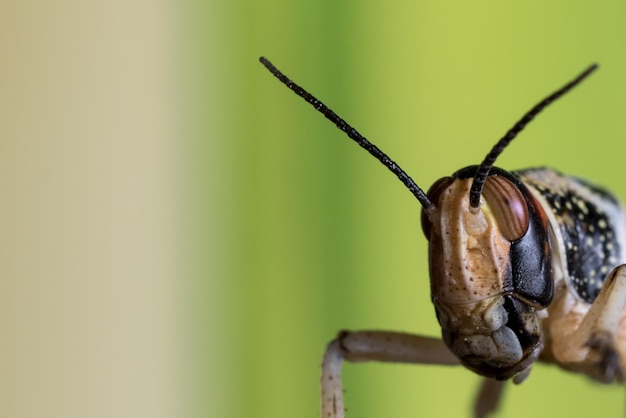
[{"left": 422, "top": 166, "right": 552, "bottom": 380}]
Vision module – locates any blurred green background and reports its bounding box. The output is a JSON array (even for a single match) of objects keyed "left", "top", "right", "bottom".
[{"left": 3, "top": 1, "right": 626, "bottom": 417}]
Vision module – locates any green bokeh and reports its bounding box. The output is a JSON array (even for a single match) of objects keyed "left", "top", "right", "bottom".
[{"left": 200, "top": 1, "right": 626, "bottom": 417}]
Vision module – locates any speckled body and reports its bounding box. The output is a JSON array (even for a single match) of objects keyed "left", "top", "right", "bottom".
[
  {"left": 516, "top": 168, "right": 626, "bottom": 379},
  {"left": 516, "top": 168, "right": 626, "bottom": 303}
]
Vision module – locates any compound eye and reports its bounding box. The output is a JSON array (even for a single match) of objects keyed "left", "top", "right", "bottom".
[
  {"left": 482, "top": 176, "right": 529, "bottom": 241},
  {"left": 421, "top": 176, "right": 453, "bottom": 238}
]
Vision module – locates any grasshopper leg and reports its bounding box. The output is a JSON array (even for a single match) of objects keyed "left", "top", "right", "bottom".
[
  {"left": 473, "top": 378, "right": 506, "bottom": 418},
  {"left": 320, "top": 330, "right": 461, "bottom": 418},
  {"left": 548, "top": 264, "right": 626, "bottom": 382}
]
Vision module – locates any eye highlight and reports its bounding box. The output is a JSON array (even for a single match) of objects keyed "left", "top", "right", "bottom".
[{"left": 482, "top": 176, "right": 530, "bottom": 242}]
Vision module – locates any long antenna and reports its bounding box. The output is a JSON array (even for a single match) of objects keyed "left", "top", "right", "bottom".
[
  {"left": 469, "top": 63, "right": 598, "bottom": 210},
  {"left": 259, "top": 56, "right": 435, "bottom": 213}
]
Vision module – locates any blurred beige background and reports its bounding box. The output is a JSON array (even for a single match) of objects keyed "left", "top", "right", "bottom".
[{"left": 0, "top": 2, "right": 186, "bottom": 417}]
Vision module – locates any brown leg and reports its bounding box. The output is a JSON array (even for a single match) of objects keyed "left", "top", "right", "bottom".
[
  {"left": 474, "top": 378, "right": 506, "bottom": 418},
  {"left": 320, "top": 330, "right": 460, "bottom": 418},
  {"left": 550, "top": 265, "right": 626, "bottom": 382}
]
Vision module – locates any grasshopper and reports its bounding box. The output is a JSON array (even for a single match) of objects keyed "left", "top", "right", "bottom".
[{"left": 260, "top": 58, "right": 626, "bottom": 417}]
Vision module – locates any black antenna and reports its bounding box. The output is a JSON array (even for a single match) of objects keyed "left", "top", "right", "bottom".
[
  {"left": 469, "top": 63, "right": 598, "bottom": 210},
  {"left": 260, "top": 56, "right": 435, "bottom": 213}
]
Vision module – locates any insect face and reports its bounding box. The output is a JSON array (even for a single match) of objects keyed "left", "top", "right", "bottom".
[
  {"left": 259, "top": 57, "right": 623, "bottom": 417},
  {"left": 423, "top": 166, "right": 553, "bottom": 380}
]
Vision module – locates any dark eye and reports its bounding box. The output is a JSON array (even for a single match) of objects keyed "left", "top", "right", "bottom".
[
  {"left": 482, "top": 176, "right": 530, "bottom": 241},
  {"left": 420, "top": 176, "right": 453, "bottom": 238}
]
